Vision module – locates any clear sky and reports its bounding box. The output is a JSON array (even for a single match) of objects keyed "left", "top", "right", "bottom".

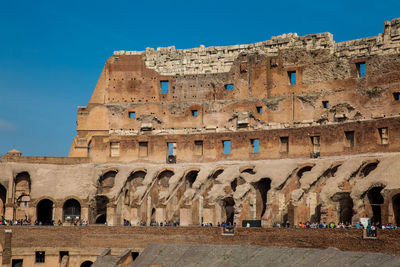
[{"left": 0, "top": 0, "right": 399, "bottom": 156}]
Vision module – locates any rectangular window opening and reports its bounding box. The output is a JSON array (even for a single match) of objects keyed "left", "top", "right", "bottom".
[
  {"left": 356, "top": 62, "right": 366, "bottom": 78},
  {"left": 12, "top": 260, "right": 23, "bottom": 267},
  {"left": 59, "top": 251, "right": 69, "bottom": 263},
  {"left": 192, "top": 110, "right": 198, "bottom": 117},
  {"left": 280, "top": 137, "right": 289, "bottom": 153},
  {"left": 129, "top": 111, "right": 136, "bottom": 119},
  {"left": 35, "top": 251, "right": 45, "bottom": 263},
  {"left": 194, "top": 140, "right": 203, "bottom": 156},
  {"left": 139, "top": 142, "right": 148, "bottom": 157},
  {"left": 322, "top": 101, "right": 329, "bottom": 109},
  {"left": 161, "top": 81, "right": 169, "bottom": 94},
  {"left": 251, "top": 139, "right": 259, "bottom": 154},
  {"left": 223, "top": 140, "right": 231, "bottom": 155},
  {"left": 393, "top": 92, "right": 400, "bottom": 101},
  {"left": 225, "top": 84, "right": 234, "bottom": 90},
  {"left": 256, "top": 106, "right": 262, "bottom": 114},
  {"left": 344, "top": 131, "right": 354, "bottom": 148},
  {"left": 167, "top": 142, "right": 176, "bottom": 156},
  {"left": 288, "top": 71, "right": 296, "bottom": 85},
  {"left": 110, "top": 142, "right": 120, "bottom": 157},
  {"left": 379, "top": 127, "right": 389, "bottom": 145}
]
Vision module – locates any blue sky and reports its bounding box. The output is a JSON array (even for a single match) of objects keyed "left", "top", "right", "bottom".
[{"left": 0, "top": 0, "right": 399, "bottom": 156}]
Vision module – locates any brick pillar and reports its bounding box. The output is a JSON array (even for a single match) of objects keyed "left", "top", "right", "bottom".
[{"left": 2, "top": 229, "right": 12, "bottom": 267}]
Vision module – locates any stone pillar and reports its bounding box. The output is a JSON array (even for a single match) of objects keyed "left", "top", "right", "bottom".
[
  {"left": 2, "top": 229, "right": 12, "bottom": 267},
  {"left": 106, "top": 204, "right": 116, "bottom": 226},
  {"left": 4, "top": 204, "right": 13, "bottom": 221},
  {"left": 81, "top": 205, "right": 89, "bottom": 222},
  {"left": 146, "top": 196, "right": 151, "bottom": 225},
  {"left": 199, "top": 196, "right": 203, "bottom": 225},
  {"left": 54, "top": 202, "right": 62, "bottom": 223}
]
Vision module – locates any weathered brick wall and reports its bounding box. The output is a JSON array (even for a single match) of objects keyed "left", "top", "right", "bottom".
[{"left": 2, "top": 226, "right": 400, "bottom": 256}]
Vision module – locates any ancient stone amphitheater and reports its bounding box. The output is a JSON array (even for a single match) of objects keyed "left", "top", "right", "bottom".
[{"left": 1, "top": 17, "right": 400, "bottom": 267}]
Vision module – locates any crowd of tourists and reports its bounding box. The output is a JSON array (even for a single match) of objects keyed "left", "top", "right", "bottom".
[{"left": 272, "top": 221, "right": 399, "bottom": 231}]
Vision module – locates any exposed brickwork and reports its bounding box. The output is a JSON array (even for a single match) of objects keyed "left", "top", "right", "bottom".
[{"left": 3, "top": 226, "right": 400, "bottom": 256}]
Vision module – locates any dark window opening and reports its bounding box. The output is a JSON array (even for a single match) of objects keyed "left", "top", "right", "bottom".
[
  {"left": 288, "top": 71, "right": 296, "bottom": 85},
  {"left": 59, "top": 251, "right": 69, "bottom": 263},
  {"left": 344, "top": 131, "right": 354, "bottom": 148},
  {"left": 12, "top": 259, "right": 23, "bottom": 267},
  {"left": 225, "top": 84, "right": 234, "bottom": 90},
  {"left": 367, "top": 187, "right": 384, "bottom": 225},
  {"left": 254, "top": 178, "right": 271, "bottom": 218},
  {"left": 63, "top": 199, "right": 81, "bottom": 222},
  {"left": 87, "top": 141, "right": 91, "bottom": 158},
  {"left": 280, "top": 136, "right": 289, "bottom": 153},
  {"left": 36, "top": 199, "right": 53, "bottom": 225},
  {"left": 356, "top": 62, "right": 366, "bottom": 78},
  {"left": 129, "top": 112, "right": 136, "bottom": 119},
  {"left": 161, "top": 81, "right": 169, "bottom": 94},
  {"left": 392, "top": 194, "right": 400, "bottom": 226},
  {"left": 322, "top": 101, "right": 329, "bottom": 109},
  {"left": 191, "top": 110, "right": 198, "bottom": 117},
  {"left": 132, "top": 252, "right": 139, "bottom": 261},
  {"left": 393, "top": 92, "right": 400, "bottom": 101},
  {"left": 35, "top": 251, "right": 45, "bottom": 263},
  {"left": 223, "top": 197, "right": 235, "bottom": 225},
  {"left": 339, "top": 194, "right": 354, "bottom": 225},
  {"left": 256, "top": 106, "right": 262, "bottom": 114}
]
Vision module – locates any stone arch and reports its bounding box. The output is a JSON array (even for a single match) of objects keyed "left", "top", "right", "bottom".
[
  {"left": 332, "top": 192, "right": 354, "bottom": 224},
  {"left": 62, "top": 198, "right": 81, "bottom": 222},
  {"left": 14, "top": 172, "right": 31, "bottom": 196},
  {"left": 365, "top": 186, "right": 385, "bottom": 225},
  {"left": 185, "top": 169, "right": 200, "bottom": 188},
  {"left": 210, "top": 168, "right": 224, "bottom": 181},
  {"left": 61, "top": 196, "right": 84, "bottom": 208},
  {"left": 240, "top": 166, "right": 255, "bottom": 174},
  {"left": 98, "top": 170, "right": 118, "bottom": 194},
  {"left": 253, "top": 178, "right": 272, "bottom": 218},
  {"left": 297, "top": 164, "right": 314, "bottom": 179},
  {"left": 222, "top": 197, "right": 235, "bottom": 225},
  {"left": 230, "top": 177, "right": 246, "bottom": 192},
  {"left": 80, "top": 261, "right": 93, "bottom": 267},
  {"left": 156, "top": 169, "right": 174, "bottom": 188},
  {"left": 33, "top": 196, "right": 57, "bottom": 206},
  {"left": 92, "top": 195, "right": 109, "bottom": 224},
  {"left": 359, "top": 160, "right": 379, "bottom": 178},
  {"left": 127, "top": 170, "right": 146, "bottom": 186},
  {"left": 0, "top": 183, "right": 7, "bottom": 217},
  {"left": 36, "top": 198, "right": 54, "bottom": 225},
  {"left": 392, "top": 194, "right": 400, "bottom": 226}
]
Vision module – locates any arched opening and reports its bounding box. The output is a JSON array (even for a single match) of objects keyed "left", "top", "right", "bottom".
[
  {"left": 367, "top": 187, "right": 384, "bottom": 225},
  {"left": 98, "top": 170, "right": 117, "bottom": 194},
  {"left": 339, "top": 194, "right": 354, "bottom": 224},
  {"left": 157, "top": 170, "right": 174, "bottom": 188},
  {"left": 240, "top": 168, "right": 255, "bottom": 174},
  {"left": 223, "top": 197, "right": 235, "bottom": 225},
  {"left": 360, "top": 162, "right": 378, "bottom": 177},
  {"left": 80, "top": 260, "right": 93, "bottom": 267},
  {"left": 36, "top": 199, "right": 54, "bottom": 225},
  {"left": 63, "top": 199, "right": 81, "bottom": 222},
  {"left": 297, "top": 165, "right": 313, "bottom": 179},
  {"left": 185, "top": 171, "right": 199, "bottom": 188},
  {"left": 0, "top": 184, "right": 7, "bottom": 217},
  {"left": 230, "top": 177, "right": 245, "bottom": 192},
  {"left": 127, "top": 171, "right": 146, "bottom": 186},
  {"left": 253, "top": 178, "right": 271, "bottom": 218},
  {"left": 151, "top": 208, "right": 156, "bottom": 223},
  {"left": 393, "top": 194, "right": 400, "bottom": 226},
  {"left": 93, "top": 196, "right": 109, "bottom": 224},
  {"left": 95, "top": 214, "right": 106, "bottom": 224}
]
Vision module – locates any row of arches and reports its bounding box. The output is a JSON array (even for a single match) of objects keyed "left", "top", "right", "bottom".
[{"left": 36, "top": 198, "right": 81, "bottom": 225}]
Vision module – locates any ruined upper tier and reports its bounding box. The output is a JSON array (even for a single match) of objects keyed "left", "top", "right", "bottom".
[
  {"left": 115, "top": 18, "right": 400, "bottom": 75},
  {"left": 69, "top": 17, "right": 400, "bottom": 163}
]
